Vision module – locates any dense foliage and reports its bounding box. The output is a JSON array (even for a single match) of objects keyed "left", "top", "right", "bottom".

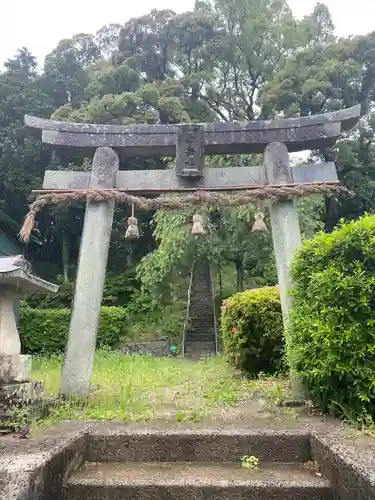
[
  {"left": 220, "top": 286, "right": 284, "bottom": 376},
  {"left": 25, "top": 271, "right": 140, "bottom": 309},
  {"left": 290, "top": 214, "right": 375, "bottom": 419},
  {"left": 20, "top": 306, "right": 128, "bottom": 354},
  {"left": 20, "top": 299, "right": 186, "bottom": 355}
]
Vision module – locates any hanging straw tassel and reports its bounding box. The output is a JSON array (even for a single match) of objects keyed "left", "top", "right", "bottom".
[
  {"left": 192, "top": 213, "right": 205, "bottom": 235},
  {"left": 125, "top": 205, "right": 140, "bottom": 240},
  {"left": 252, "top": 209, "right": 268, "bottom": 232},
  {"left": 18, "top": 211, "right": 36, "bottom": 243}
]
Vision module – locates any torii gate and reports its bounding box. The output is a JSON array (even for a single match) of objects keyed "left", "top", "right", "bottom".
[{"left": 23, "top": 105, "right": 361, "bottom": 398}]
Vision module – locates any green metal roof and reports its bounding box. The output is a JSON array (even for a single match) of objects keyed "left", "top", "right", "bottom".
[
  {"left": 0, "top": 210, "right": 20, "bottom": 231},
  {"left": 0, "top": 233, "right": 22, "bottom": 256},
  {"left": 0, "top": 210, "right": 42, "bottom": 245}
]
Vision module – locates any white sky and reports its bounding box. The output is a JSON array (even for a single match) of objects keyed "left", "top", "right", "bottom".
[{"left": 0, "top": 0, "right": 374, "bottom": 67}]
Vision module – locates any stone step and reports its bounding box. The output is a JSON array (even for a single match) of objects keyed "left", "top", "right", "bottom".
[
  {"left": 186, "top": 325, "right": 215, "bottom": 335},
  {"left": 185, "top": 326, "right": 216, "bottom": 331},
  {"left": 184, "top": 346, "right": 217, "bottom": 354},
  {"left": 187, "top": 314, "right": 215, "bottom": 319},
  {"left": 189, "top": 311, "right": 213, "bottom": 315},
  {"left": 185, "top": 328, "right": 215, "bottom": 332},
  {"left": 185, "top": 341, "right": 216, "bottom": 345},
  {"left": 187, "top": 325, "right": 215, "bottom": 329},
  {"left": 189, "top": 304, "right": 213, "bottom": 309},
  {"left": 189, "top": 307, "right": 212, "bottom": 310},
  {"left": 188, "top": 318, "right": 214, "bottom": 323},
  {"left": 66, "top": 461, "right": 332, "bottom": 500},
  {"left": 84, "top": 429, "right": 311, "bottom": 463},
  {"left": 184, "top": 337, "right": 216, "bottom": 343},
  {"left": 184, "top": 340, "right": 216, "bottom": 346},
  {"left": 190, "top": 309, "right": 214, "bottom": 323},
  {"left": 189, "top": 308, "right": 212, "bottom": 312},
  {"left": 185, "top": 331, "right": 216, "bottom": 336},
  {"left": 185, "top": 337, "right": 216, "bottom": 343},
  {"left": 186, "top": 324, "right": 216, "bottom": 330},
  {"left": 186, "top": 325, "right": 216, "bottom": 331},
  {"left": 189, "top": 303, "right": 213, "bottom": 308}
]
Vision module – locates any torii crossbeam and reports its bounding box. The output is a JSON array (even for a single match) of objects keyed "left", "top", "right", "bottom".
[{"left": 24, "top": 105, "right": 361, "bottom": 398}]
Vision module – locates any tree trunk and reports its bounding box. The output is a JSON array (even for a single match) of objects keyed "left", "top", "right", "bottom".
[
  {"left": 324, "top": 196, "right": 338, "bottom": 232},
  {"left": 236, "top": 261, "right": 245, "bottom": 293},
  {"left": 62, "top": 233, "right": 70, "bottom": 283},
  {"left": 126, "top": 249, "right": 134, "bottom": 267}
]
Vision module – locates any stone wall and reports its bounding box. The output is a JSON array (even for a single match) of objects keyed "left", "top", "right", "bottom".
[{"left": 117, "top": 338, "right": 171, "bottom": 357}]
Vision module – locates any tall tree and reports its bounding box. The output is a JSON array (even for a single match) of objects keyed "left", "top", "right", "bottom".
[
  {"left": 261, "top": 29, "right": 375, "bottom": 229},
  {"left": 299, "top": 2, "right": 335, "bottom": 45},
  {"left": 40, "top": 34, "right": 100, "bottom": 109},
  {"left": 194, "top": 0, "right": 300, "bottom": 121},
  {"left": 0, "top": 49, "right": 52, "bottom": 224}
]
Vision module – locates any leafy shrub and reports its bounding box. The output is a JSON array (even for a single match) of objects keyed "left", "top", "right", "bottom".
[
  {"left": 290, "top": 214, "right": 375, "bottom": 418},
  {"left": 25, "top": 271, "right": 140, "bottom": 309},
  {"left": 220, "top": 287, "right": 284, "bottom": 376},
  {"left": 125, "top": 301, "right": 186, "bottom": 342},
  {"left": 20, "top": 306, "right": 128, "bottom": 355}
]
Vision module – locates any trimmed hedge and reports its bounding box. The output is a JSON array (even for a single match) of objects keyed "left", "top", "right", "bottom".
[
  {"left": 20, "top": 306, "right": 127, "bottom": 355},
  {"left": 290, "top": 214, "right": 375, "bottom": 418},
  {"left": 220, "top": 287, "right": 284, "bottom": 376}
]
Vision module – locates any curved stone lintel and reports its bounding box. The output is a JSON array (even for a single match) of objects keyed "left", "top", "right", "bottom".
[
  {"left": 25, "top": 105, "right": 361, "bottom": 155},
  {"left": 25, "top": 105, "right": 361, "bottom": 134}
]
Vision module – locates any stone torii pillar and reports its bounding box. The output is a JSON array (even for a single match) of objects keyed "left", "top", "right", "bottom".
[
  {"left": 60, "top": 148, "right": 119, "bottom": 396},
  {"left": 265, "top": 142, "right": 304, "bottom": 397},
  {"left": 24, "top": 106, "right": 361, "bottom": 398}
]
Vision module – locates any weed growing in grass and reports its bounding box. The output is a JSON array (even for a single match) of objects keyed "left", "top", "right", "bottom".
[{"left": 241, "top": 455, "right": 260, "bottom": 470}]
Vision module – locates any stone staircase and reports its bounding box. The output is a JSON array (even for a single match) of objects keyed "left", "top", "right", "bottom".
[
  {"left": 183, "top": 259, "right": 218, "bottom": 358},
  {"left": 64, "top": 427, "right": 333, "bottom": 500}
]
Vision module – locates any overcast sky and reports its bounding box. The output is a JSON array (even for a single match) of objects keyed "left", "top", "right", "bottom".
[{"left": 0, "top": 0, "right": 374, "bottom": 67}]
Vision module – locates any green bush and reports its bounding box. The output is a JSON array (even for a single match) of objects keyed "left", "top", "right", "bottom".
[
  {"left": 25, "top": 271, "right": 140, "bottom": 309},
  {"left": 20, "top": 306, "right": 128, "bottom": 355},
  {"left": 125, "top": 301, "right": 186, "bottom": 342},
  {"left": 290, "top": 214, "right": 375, "bottom": 418},
  {"left": 220, "top": 287, "right": 284, "bottom": 376}
]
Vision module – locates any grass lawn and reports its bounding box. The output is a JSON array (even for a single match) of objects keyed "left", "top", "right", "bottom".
[{"left": 31, "top": 350, "right": 289, "bottom": 425}]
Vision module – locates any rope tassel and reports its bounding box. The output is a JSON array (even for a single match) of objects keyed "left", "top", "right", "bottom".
[
  {"left": 252, "top": 210, "right": 268, "bottom": 232},
  {"left": 18, "top": 211, "right": 36, "bottom": 243},
  {"left": 192, "top": 213, "right": 205, "bottom": 235},
  {"left": 125, "top": 205, "right": 139, "bottom": 240}
]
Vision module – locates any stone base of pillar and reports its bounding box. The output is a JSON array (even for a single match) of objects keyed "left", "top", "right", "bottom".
[
  {"left": 0, "top": 380, "right": 44, "bottom": 410},
  {"left": 0, "top": 354, "right": 32, "bottom": 384},
  {"left": 0, "top": 354, "right": 45, "bottom": 422},
  {"left": 0, "top": 378, "right": 44, "bottom": 434}
]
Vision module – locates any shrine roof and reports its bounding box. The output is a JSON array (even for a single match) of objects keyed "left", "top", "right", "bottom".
[
  {"left": 0, "top": 255, "right": 59, "bottom": 293},
  {"left": 25, "top": 105, "right": 361, "bottom": 156}
]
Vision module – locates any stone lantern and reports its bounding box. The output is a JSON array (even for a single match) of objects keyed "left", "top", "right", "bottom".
[{"left": 0, "top": 255, "right": 58, "bottom": 421}]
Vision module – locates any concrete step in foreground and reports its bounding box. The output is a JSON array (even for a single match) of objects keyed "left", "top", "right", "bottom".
[
  {"left": 84, "top": 429, "right": 311, "bottom": 463},
  {"left": 66, "top": 461, "right": 332, "bottom": 500},
  {"left": 64, "top": 429, "right": 333, "bottom": 500}
]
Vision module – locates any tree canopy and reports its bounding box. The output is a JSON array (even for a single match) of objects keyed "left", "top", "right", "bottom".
[{"left": 1, "top": 0, "right": 374, "bottom": 293}]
